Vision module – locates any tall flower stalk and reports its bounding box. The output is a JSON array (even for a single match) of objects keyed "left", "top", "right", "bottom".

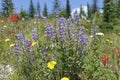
[
  {"left": 77, "top": 27, "right": 88, "bottom": 56},
  {"left": 59, "top": 17, "right": 66, "bottom": 47},
  {"left": 45, "top": 23, "right": 55, "bottom": 42},
  {"left": 32, "top": 28, "right": 37, "bottom": 41},
  {"left": 13, "top": 43, "right": 19, "bottom": 56},
  {"left": 74, "top": 12, "right": 80, "bottom": 26},
  {"left": 67, "top": 17, "right": 73, "bottom": 41},
  {"left": 17, "top": 32, "right": 24, "bottom": 44}
]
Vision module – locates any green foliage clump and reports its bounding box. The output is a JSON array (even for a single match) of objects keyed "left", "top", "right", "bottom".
[{"left": 20, "top": 11, "right": 29, "bottom": 19}]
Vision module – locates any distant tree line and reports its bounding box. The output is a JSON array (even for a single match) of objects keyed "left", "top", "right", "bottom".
[{"left": 0, "top": 0, "right": 120, "bottom": 24}]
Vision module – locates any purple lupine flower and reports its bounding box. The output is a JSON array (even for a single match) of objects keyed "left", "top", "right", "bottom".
[
  {"left": 79, "top": 34, "right": 88, "bottom": 45},
  {"left": 41, "top": 15, "right": 47, "bottom": 20},
  {"left": 59, "top": 17, "right": 66, "bottom": 26},
  {"left": 24, "top": 39, "right": 31, "bottom": 51},
  {"left": 59, "top": 27, "right": 66, "bottom": 38},
  {"left": 79, "top": 27, "right": 85, "bottom": 35},
  {"left": 77, "top": 27, "right": 85, "bottom": 40},
  {"left": 17, "top": 32, "right": 24, "bottom": 44},
  {"left": 59, "top": 17, "right": 66, "bottom": 23},
  {"left": 45, "top": 24, "right": 54, "bottom": 38},
  {"left": 59, "top": 17, "right": 66, "bottom": 40},
  {"left": 32, "top": 28, "right": 37, "bottom": 41},
  {"left": 67, "top": 17, "right": 73, "bottom": 40},
  {"left": 74, "top": 12, "right": 80, "bottom": 24},
  {"left": 77, "top": 27, "right": 88, "bottom": 46},
  {"left": 13, "top": 43, "right": 19, "bottom": 55},
  {"left": 68, "top": 17, "right": 72, "bottom": 26},
  {"left": 77, "top": 27, "right": 88, "bottom": 56}
]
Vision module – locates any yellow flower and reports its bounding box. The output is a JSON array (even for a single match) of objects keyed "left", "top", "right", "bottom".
[
  {"left": 47, "top": 61, "right": 57, "bottom": 70},
  {"left": 10, "top": 43, "right": 15, "bottom": 47},
  {"left": 109, "top": 41, "right": 113, "bottom": 44},
  {"left": 31, "top": 42, "right": 37, "bottom": 46},
  {"left": 61, "top": 77, "right": 69, "bottom": 80},
  {"left": 3, "top": 25, "right": 7, "bottom": 28},
  {"left": 106, "top": 39, "right": 112, "bottom": 44},
  {"left": 5, "top": 38, "right": 10, "bottom": 42},
  {"left": 118, "top": 33, "right": 120, "bottom": 35},
  {"left": 1, "top": 20, "right": 4, "bottom": 23},
  {"left": 106, "top": 39, "right": 109, "bottom": 42}
]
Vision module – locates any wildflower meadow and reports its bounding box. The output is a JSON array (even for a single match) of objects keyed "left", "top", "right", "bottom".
[
  {"left": 0, "top": 0, "right": 120, "bottom": 80},
  {"left": 0, "top": 13, "right": 120, "bottom": 80}
]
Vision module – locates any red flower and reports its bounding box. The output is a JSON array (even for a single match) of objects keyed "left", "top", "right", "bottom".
[
  {"left": 7, "top": 30, "right": 15, "bottom": 35},
  {"left": 101, "top": 55, "right": 109, "bottom": 65},
  {"left": 10, "top": 13, "right": 20, "bottom": 22},
  {"left": 29, "top": 40, "right": 32, "bottom": 46},
  {"left": 114, "top": 48, "right": 120, "bottom": 56},
  {"left": 7, "top": 30, "right": 12, "bottom": 34}
]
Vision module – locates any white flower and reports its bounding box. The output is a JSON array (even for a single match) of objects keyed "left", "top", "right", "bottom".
[
  {"left": 90, "top": 35, "right": 93, "bottom": 38},
  {"left": 22, "top": 18, "right": 25, "bottom": 21},
  {"left": 5, "top": 65, "right": 13, "bottom": 75},
  {"left": 87, "top": 20, "right": 90, "bottom": 22},
  {"left": 34, "top": 21, "right": 37, "bottom": 24},
  {"left": 95, "top": 32, "right": 104, "bottom": 36}
]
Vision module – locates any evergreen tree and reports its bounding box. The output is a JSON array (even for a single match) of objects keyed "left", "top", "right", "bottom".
[
  {"left": 103, "top": 0, "right": 115, "bottom": 22},
  {"left": 92, "top": 0, "right": 98, "bottom": 14},
  {"left": 9, "top": 0, "right": 14, "bottom": 14},
  {"left": 29, "top": 0, "right": 35, "bottom": 18},
  {"left": 43, "top": 3, "right": 48, "bottom": 17},
  {"left": 66, "top": 0, "right": 71, "bottom": 18},
  {"left": 1, "top": 0, "right": 14, "bottom": 17},
  {"left": 80, "top": 6, "right": 84, "bottom": 19},
  {"left": 87, "top": 3, "right": 92, "bottom": 18},
  {"left": 79, "top": 5, "right": 86, "bottom": 19},
  {"left": 37, "top": 1, "right": 40, "bottom": 17},
  {"left": 103, "top": 0, "right": 109, "bottom": 22},
  {"left": 117, "top": 0, "right": 120, "bottom": 19},
  {"left": 52, "top": 0, "right": 61, "bottom": 14},
  {"left": 109, "top": 0, "right": 116, "bottom": 21},
  {"left": 20, "top": 5, "right": 24, "bottom": 12},
  {"left": 0, "top": 8, "right": 1, "bottom": 14}
]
